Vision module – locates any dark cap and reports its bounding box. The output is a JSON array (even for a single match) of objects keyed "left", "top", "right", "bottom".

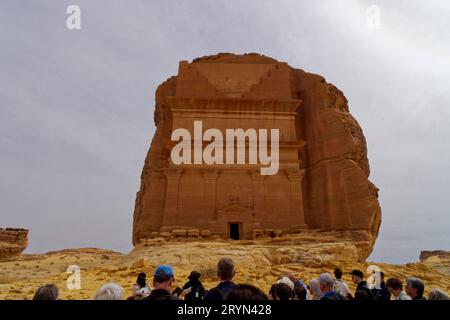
[
  {"left": 188, "top": 271, "right": 201, "bottom": 280},
  {"left": 350, "top": 269, "right": 364, "bottom": 278}
]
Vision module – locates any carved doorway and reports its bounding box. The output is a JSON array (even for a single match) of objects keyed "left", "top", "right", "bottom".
[{"left": 229, "top": 223, "right": 241, "bottom": 240}]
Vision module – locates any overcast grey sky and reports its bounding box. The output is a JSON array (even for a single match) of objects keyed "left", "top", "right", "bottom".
[{"left": 1, "top": 0, "right": 449, "bottom": 263}]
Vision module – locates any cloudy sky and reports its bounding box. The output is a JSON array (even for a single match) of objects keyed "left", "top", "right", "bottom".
[{"left": 1, "top": 0, "right": 449, "bottom": 263}]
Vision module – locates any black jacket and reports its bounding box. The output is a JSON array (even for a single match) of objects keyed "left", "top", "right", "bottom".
[
  {"left": 321, "top": 291, "right": 346, "bottom": 301},
  {"left": 203, "top": 281, "right": 237, "bottom": 301},
  {"left": 183, "top": 279, "right": 206, "bottom": 301},
  {"left": 144, "top": 289, "right": 178, "bottom": 301},
  {"left": 371, "top": 282, "right": 391, "bottom": 301},
  {"left": 355, "top": 281, "right": 375, "bottom": 300}
]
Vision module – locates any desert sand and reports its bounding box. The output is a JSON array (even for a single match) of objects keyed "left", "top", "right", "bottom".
[{"left": 1, "top": 235, "right": 448, "bottom": 300}]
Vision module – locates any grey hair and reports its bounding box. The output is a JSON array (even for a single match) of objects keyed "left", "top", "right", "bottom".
[
  {"left": 428, "top": 289, "right": 450, "bottom": 300},
  {"left": 406, "top": 277, "right": 425, "bottom": 297},
  {"left": 94, "top": 282, "right": 124, "bottom": 300},
  {"left": 217, "top": 257, "right": 235, "bottom": 280},
  {"left": 318, "top": 273, "right": 334, "bottom": 288},
  {"left": 33, "top": 284, "right": 59, "bottom": 300}
]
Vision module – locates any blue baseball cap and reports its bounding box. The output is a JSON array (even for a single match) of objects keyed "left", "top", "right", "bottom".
[{"left": 154, "top": 265, "right": 174, "bottom": 278}]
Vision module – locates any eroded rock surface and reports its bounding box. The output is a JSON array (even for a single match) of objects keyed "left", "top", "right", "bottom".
[
  {"left": 0, "top": 245, "right": 448, "bottom": 300},
  {"left": 133, "top": 53, "right": 381, "bottom": 260},
  {"left": 420, "top": 250, "right": 450, "bottom": 275},
  {"left": 0, "top": 228, "right": 28, "bottom": 260}
]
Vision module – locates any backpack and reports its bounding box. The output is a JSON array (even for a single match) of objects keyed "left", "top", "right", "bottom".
[
  {"left": 207, "top": 286, "right": 232, "bottom": 300},
  {"left": 321, "top": 291, "right": 346, "bottom": 301}
]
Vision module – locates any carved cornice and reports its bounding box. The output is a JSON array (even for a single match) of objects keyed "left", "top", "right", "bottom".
[{"left": 162, "top": 96, "right": 302, "bottom": 114}]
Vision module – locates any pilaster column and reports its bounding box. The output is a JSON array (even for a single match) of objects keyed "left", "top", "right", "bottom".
[
  {"left": 163, "top": 167, "right": 183, "bottom": 226},
  {"left": 250, "top": 170, "right": 266, "bottom": 219},
  {"left": 287, "top": 169, "right": 307, "bottom": 228},
  {"left": 202, "top": 170, "right": 219, "bottom": 220}
]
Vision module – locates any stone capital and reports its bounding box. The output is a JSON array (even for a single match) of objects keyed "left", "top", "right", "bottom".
[
  {"left": 164, "top": 167, "right": 183, "bottom": 180},
  {"left": 286, "top": 169, "right": 305, "bottom": 181},
  {"left": 201, "top": 170, "right": 220, "bottom": 180}
]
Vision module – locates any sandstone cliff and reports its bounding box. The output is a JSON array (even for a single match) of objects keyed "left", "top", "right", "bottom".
[{"left": 133, "top": 53, "right": 381, "bottom": 260}]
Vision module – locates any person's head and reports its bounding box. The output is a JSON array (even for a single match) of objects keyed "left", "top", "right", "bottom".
[
  {"left": 386, "top": 277, "right": 403, "bottom": 296},
  {"left": 334, "top": 267, "right": 343, "bottom": 280},
  {"left": 350, "top": 270, "right": 364, "bottom": 284},
  {"left": 188, "top": 271, "right": 201, "bottom": 283},
  {"left": 294, "top": 283, "right": 307, "bottom": 300},
  {"left": 227, "top": 284, "right": 268, "bottom": 301},
  {"left": 269, "top": 283, "right": 293, "bottom": 300},
  {"left": 318, "top": 273, "right": 334, "bottom": 293},
  {"left": 153, "top": 265, "right": 174, "bottom": 291},
  {"left": 405, "top": 277, "right": 424, "bottom": 299},
  {"left": 277, "top": 276, "right": 294, "bottom": 289},
  {"left": 217, "top": 258, "right": 235, "bottom": 281},
  {"left": 94, "top": 283, "right": 124, "bottom": 300},
  {"left": 309, "top": 278, "right": 322, "bottom": 298},
  {"left": 136, "top": 272, "right": 146, "bottom": 288},
  {"left": 428, "top": 289, "right": 450, "bottom": 300},
  {"left": 33, "top": 284, "right": 59, "bottom": 300}
]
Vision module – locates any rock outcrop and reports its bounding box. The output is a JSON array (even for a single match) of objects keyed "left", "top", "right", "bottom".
[
  {"left": 133, "top": 53, "right": 381, "bottom": 260},
  {"left": 0, "top": 228, "right": 28, "bottom": 260},
  {"left": 128, "top": 231, "right": 372, "bottom": 267},
  {"left": 420, "top": 250, "right": 450, "bottom": 275}
]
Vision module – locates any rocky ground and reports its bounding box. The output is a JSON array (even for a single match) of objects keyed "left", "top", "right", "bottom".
[{"left": 0, "top": 236, "right": 448, "bottom": 300}]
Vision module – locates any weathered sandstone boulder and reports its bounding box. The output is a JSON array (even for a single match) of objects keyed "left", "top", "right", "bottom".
[
  {"left": 420, "top": 250, "right": 450, "bottom": 275},
  {"left": 133, "top": 53, "right": 381, "bottom": 260},
  {"left": 0, "top": 228, "right": 29, "bottom": 260}
]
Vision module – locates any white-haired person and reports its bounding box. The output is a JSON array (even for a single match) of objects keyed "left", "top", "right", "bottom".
[
  {"left": 428, "top": 289, "right": 450, "bottom": 300},
  {"left": 318, "top": 273, "right": 346, "bottom": 300},
  {"left": 405, "top": 277, "right": 426, "bottom": 300},
  {"left": 94, "top": 282, "right": 124, "bottom": 300},
  {"left": 309, "top": 278, "right": 323, "bottom": 300}
]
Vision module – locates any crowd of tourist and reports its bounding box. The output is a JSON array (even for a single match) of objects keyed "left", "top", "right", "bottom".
[{"left": 32, "top": 257, "right": 449, "bottom": 301}]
